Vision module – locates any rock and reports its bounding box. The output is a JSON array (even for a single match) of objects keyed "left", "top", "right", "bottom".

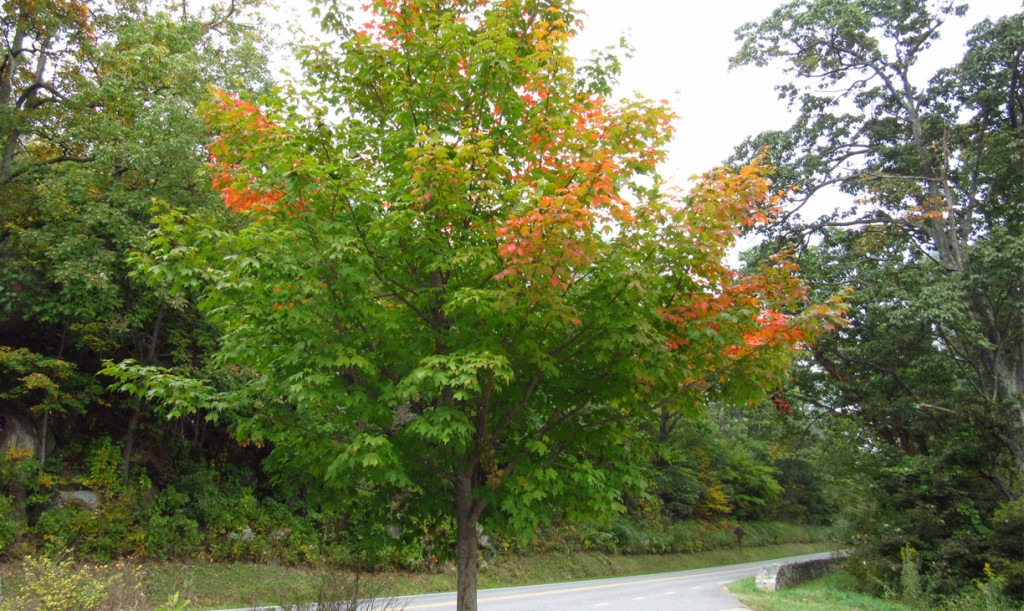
[
  {"left": 57, "top": 490, "right": 100, "bottom": 510},
  {"left": 0, "top": 414, "right": 39, "bottom": 459},
  {"left": 229, "top": 527, "right": 255, "bottom": 541}
]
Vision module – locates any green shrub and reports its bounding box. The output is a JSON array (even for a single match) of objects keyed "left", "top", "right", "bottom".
[
  {"left": 0, "top": 555, "right": 146, "bottom": 611},
  {"left": 201, "top": 490, "right": 323, "bottom": 565},
  {"left": 28, "top": 439, "right": 150, "bottom": 559},
  {"left": 666, "top": 521, "right": 732, "bottom": 553},
  {"left": 665, "top": 520, "right": 708, "bottom": 553},
  {"left": 154, "top": 592, "right": 191, "bottom": 611},
  {"left": 833, "top": 450, "right": 1021, "bottom": 602},
  {"left": 534, "top": 518, "right": 828, "bottom": 557},
  {"left": 0, "top": 495, "right": 21, "bottom": 556},
  {"left": 33, "top": 503, "right": 77, "bottom": 552},
  {"left": 932, "top": 563, "right": 1018, "bottom": 611},
  {"left": 987, "top": 498, "right": 1024, "bottom": 601},
  {"left": 611, "top": 518, "right": 673, "bottom": 554},
  {"left": 900, "top": 545, "right": 925, "bottom": 607},
  {"left": 146, "top": 513, "right": 202, "bottom": 560},
  {"left": 0, "top": 447, "right": 41, "bottom": 559}
]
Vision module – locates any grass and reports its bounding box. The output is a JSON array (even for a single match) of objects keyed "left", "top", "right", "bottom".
[
  {"left": 474, "top": 542, "right": 829, "bottom": 590},
  {"left": 727, "top": 573, "right": 917, "bottom": 611},
  {"left": 0, "top": 542, "right": 829, "bottom": 610}
]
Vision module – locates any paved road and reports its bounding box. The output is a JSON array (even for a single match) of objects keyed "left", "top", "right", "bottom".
[
  {"left": 217, "top": 552, "right": 829, "bottom": 611},
  {"left": 374, "top": 552, "right": 829, "bottom": 611}
]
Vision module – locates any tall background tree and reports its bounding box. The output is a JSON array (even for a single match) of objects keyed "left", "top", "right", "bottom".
[
  {"left": 730, "top": 0, "right": 1023, "bottom": 599},
  {"left": 0, "top": 0, "right": 271, "bottom": 503}
]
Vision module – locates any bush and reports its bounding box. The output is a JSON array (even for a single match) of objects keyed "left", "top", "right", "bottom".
[
  {"left": 987, "top": 498, "right": 1024, "bottom": 601},
  {"left": 26, "top": 441, "right": 333, "bottom": 565},
  {"left": 32, "top": 440, "right": 150, "bottom": 560},
  {"left": 833, "top": 447, "right": 1021, "bottom": 603},
  {"left": 200, "top": 490, "right": 323, "bottom": 565},
  {"left": 935, "top": 563, "right": 1017, "bottom": 611},
  {"left": 0, "top": 447, "right": 41, "bottom": 558},
  {"left": 900, "top": 545, "right": 925, "bottom": 607},
  {"left": 0, "top": 555, "right": 146, "bottom": 611},
  {"left": 0, "top": 495, "right": 21, "bottom": 556},
  {"left": 611, "top": 518, "right": 673, "bottom": 554},
  {"left": 145, "top": 514, "right": 202, "bottom": 560},
  {"left": 533, "top": 518, "right": 828, "bottom": 556}
]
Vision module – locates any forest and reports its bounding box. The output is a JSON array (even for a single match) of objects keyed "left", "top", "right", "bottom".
[{"left": 0, "top": 0, "right": 1020, "bottom": 610}]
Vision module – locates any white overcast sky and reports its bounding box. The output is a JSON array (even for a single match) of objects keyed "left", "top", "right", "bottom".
[
  {"left": 566, "top": 0, "right": 1022, "bottom": 184},
  {"left": 273, "top": 0, "right": 1022, "bottom": 185}
]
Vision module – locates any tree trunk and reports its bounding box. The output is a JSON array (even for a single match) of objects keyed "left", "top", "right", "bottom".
[
  {"left": 0, "top": 25, "right": 27, "bottom": 178},
  {"left": 454, "top": 468, "right": 485, "bottom": 611},
  {"left": 122, "top": 396, "right": 143, "bottom": 481},
  {"left": 39, "top": 325, "right": 71, "bottom": 469},
  {"left": 122, "top": 303, "right": 165, "bottom": 481},
  {"left": 39, "top": 409, "right": 48, "bottom": 466}
]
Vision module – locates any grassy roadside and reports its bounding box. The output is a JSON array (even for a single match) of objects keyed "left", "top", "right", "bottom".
[
  {"left": 166, "top": 542, "right": 829, "bottom": 610},
  {"left": 727, "top": 574, "right": 917, "bottom": 611},
  {"left": 728, "top": 571, "right": 1022, "bottom": 611},
  {"left": 0, "top": 542, "right": 829, "bottom": 610}
]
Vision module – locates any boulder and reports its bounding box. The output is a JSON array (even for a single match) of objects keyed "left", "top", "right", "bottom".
[
  {"left": 57, "top": 490, "right": 100, "bottom": 510},
  {"left": 0, "top": 414, "right": 39, "bottom": 459}
]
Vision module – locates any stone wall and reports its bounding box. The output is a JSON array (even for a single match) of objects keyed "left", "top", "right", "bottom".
[{"left": 755, "top": 557, "right": 837, "bottom": 592}]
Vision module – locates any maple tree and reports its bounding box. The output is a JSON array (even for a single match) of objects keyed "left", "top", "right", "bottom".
[{"left": 189, "top": 1, "right": 843, "bottom": 607}]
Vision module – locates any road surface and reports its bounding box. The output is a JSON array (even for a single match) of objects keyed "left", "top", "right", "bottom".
[
  {"left": 215, "top": 552, "right": 829, "bottom": 611},
  {"left": 376, "top": 552, "right": 829, "bottom": 611}
]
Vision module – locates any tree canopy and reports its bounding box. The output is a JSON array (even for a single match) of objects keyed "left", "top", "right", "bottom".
[
  {"left": 0, "top": 0, "right": 271, "bottom": 471},
  {"left": 730, "top": 0, "right": 1023, "bottom": 596},
  {"left": 126, "top": 0, "right": 846, "bottom": 607}
]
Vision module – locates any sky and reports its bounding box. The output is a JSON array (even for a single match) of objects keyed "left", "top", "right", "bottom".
[{"left": 564, "top": 0, "right": 1023, "bottom": 186}]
